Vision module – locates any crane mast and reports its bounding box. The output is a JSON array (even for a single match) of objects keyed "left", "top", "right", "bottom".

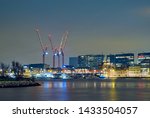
[
  {"left": 35, "top": 28, "right": 48, "bottom": 65},
  {"left": 48, "top": 34, "right": 57, "bottom": 68},
  {"left": 48, "top": 30, "right": 68, "bottom": 68},
  {"left": 58, "top": 31, "right": 69, "bottom": 67},
  {"left": 48, "top": 34, "right": 53, "bottom": 51},
  {"left": 35, "top": 29, "right": 44, "bottom": 52},
  {"left": 62, "top": 31, "right": 69, "bottom": 50}
]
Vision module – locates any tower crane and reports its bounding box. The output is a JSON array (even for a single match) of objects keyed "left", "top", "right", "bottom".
[
  {"left": 48, "top": 34, "right": 57, "bottom": 68},
  {"left": 48, "top": 31, "right": 68, "bottom": 68},
  {"left": 58, "top": 31, "right": 69, "bottom": 67},
  {"left": 35, "top": 28, "right": 48, "bottom": 65}
]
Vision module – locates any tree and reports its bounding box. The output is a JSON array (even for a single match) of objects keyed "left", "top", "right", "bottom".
[
  {"left": 11, "top": 61, "right": 17, "bottom": 77},
  {"left": 11, "top": 61, "right": 24, "bottom": 80},
  {"left": 0, "top": 62, "right": 9, "bottom": 78}
]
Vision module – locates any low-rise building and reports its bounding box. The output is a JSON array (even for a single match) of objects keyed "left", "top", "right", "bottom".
[{"left": 128, "top": 66, "right": 141, "bottom": 77}]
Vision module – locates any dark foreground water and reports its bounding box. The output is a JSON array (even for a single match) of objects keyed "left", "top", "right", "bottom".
[{"left": 0, "top": 79, "right": 150, "bottom": 101}]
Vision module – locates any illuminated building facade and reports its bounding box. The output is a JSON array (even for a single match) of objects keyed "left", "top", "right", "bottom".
[
  {"left": 24, "top": 63, "right": 50, "bottom": 72},
  {"left": 115, "top": 53, "right": 134, "bottom": 68},
  {"left": 78, "top": 54, "right": 104, "bottom": 69},
  {"left": 140, "top": 60, "right": 150, "bottom": 77},
  {"left": 138, "top": 52, "right": 150, "bottom": 65},
  {"left": 138, "top": 53, "right": 150, "bottom": 77},
  {"left": 106, "top": 54, "right": 115, "bottom": 64},
  {"left": 106, "top": 53, "right": 134, "bottom": 68},
  {"left": 128, "top": 66, "right": 141, "bottom": 77}
]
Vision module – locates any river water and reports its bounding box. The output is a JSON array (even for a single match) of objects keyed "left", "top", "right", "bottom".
[{"left": 0, "top": 79, "right": 150, "bottom": 101}]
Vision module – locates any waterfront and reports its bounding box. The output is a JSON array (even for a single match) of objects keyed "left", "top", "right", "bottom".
[{"left": 0, "top": 79, "right": 150, "bottom": 101}]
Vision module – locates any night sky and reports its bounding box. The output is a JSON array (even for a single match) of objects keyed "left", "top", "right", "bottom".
[{"left": 0, "top": 0, "right": 150, "bottom": 65}]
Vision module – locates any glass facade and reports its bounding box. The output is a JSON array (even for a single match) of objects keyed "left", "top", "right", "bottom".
[
  {"left": 138, "top": 52, "right": 150, "bottom": 64},
  {"left": 107, "top": 53, "right": 134, "bottom": 68},
  {"left": 78, "top": 55, "right": 104, "bottom": 69}
]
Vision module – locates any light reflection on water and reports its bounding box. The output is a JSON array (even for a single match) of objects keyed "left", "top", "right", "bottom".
[
  {"left": 0, "top": 79, "right": 150, "bottom": 101},
  {"left": 42, "top": 80, "right": 150, "bottom": 89},
  {"left": 40, "top": 80, "right": 150, "bottom": 101}
]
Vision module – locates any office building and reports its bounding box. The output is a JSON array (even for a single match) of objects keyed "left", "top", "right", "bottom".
[
  {"left": 78, "top": 54, "right": 104, "bottom": 69},
  {"left": 138, "top": 52, "right": 150, "bottom": 64},
  {"left": 106, "top": 54, "right": 115, "bottom": 64},
  {"left": 106, "top": 53, "right": 134, "bottom": 68}
]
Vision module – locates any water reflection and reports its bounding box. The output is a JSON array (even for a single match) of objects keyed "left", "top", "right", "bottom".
[
  {"left": 43, "top": 81, "right": 67, "bottom": 88},
  {"left": 110, "top": 85, "right": 117, "bottom": 100},
  {"left": 1, "top": 79, "right": 150, "bottom": 100},
  {"left": 42, "top": 80, "right": 150, "bottom": 89}
]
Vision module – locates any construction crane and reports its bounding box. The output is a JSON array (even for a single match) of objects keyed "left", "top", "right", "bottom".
[
  {"left": 35, "top": 28, "right": 48, "bottom": 65},
  {"left": 58, "top": 31, "right": 69, "bottom": 67},
  {"left": 48, "top": 34, "right": 57, "bottom": 68},
  {"left": 48, "top": 34, "right": 61, "bottom": 68},
  {"left": 48, "top": 31, "right": 68, "bottom": 68}
]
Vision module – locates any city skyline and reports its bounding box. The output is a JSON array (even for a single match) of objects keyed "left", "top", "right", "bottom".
[{"left": 1, "top": 0, "right": 150, "bottom": 65}]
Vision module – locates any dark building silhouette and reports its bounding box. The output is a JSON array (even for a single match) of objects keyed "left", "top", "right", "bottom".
[{"left": 69, "top": 57, "right": 78, "bottom": 68}]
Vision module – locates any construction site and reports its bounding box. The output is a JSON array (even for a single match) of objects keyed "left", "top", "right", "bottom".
[
  {"left": 35, "top": 28, "right": 69, "bottom": 68},
  {"left": 21, "top": 28, "right": 72, "bottom": 79}
]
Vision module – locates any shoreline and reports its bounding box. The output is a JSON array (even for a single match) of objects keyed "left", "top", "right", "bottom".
[
  {"left": 1, "top": 77, "right": 150, "bottom": 88},
  {"left": 0, "top": 80, "right": 41, "bottom": 88},
  {"left": 37, "top": 77, "right": 150, "bottom": 82}
]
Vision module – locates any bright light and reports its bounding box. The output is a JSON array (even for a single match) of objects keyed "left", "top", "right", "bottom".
[
  {"left": 7, "top": 73, "right": 16, "bottom": 78},
  {"left": 43, "top": 72, "right": 54, "bottom": 78},
  {"left": 59, "top": 52, "right": 61, "bottom": 54},
  {"left": 63, "top": 65, "right": 66, "bottom": 68},
  {"left": 35, "top": 74, "right": 41, "bottom": 78},
  {"left": 61, "top": 73, "right": 68, "bottom": 79},
  {"left": 45, "top": 52, "right": 48, "bottom": 55},
  {"left": 23, "top": 66, "right": 28, "bottom": 69},
  {"left": 62, "top": 74, "right": 67, "bottom": 79},
  {"left": 138, "top": 55, "right": 144, "bottom": 58}
]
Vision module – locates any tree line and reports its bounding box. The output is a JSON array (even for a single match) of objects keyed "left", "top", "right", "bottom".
[{"left": 0, "top": 61, "right": 24, "bottom": 79}]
